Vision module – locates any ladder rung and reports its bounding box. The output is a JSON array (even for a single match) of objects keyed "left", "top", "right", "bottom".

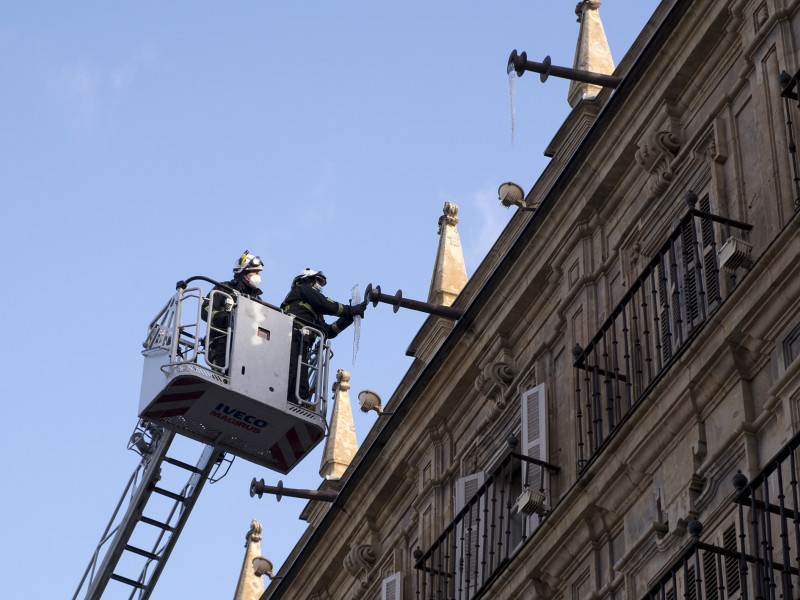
[
  {"left": 110, "top": 573, "right": 147, "bottom": 589},
  {"left": 163, "top": 457, "right": 202, "bottom": 473},
  {"left": 139, "top": 516, "right": 175, "bottom": 532},
  {"left": 152, "top": 486, "right": 187, "bottom": 502},
  {"left": 124, "top": 544, "right": 161, "bottom": 561}
]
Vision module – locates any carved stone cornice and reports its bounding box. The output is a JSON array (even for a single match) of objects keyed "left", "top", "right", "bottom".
[
  {"left": 474, "top": 361, "right": 514, "bottom": 403},
  {"left": 635, "top": 130, "right": 681, "bottom": 198},
  {"left": 343, "top": 543, "right": 378, "bottom": 592},
  {"left": 473, "top": 337, "right": 517, "bottom": 435},
  {"left": 474, "top": 361, "right": 516, "bottom": 435}
]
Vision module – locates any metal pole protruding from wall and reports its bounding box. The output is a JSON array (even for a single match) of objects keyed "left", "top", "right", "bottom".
[
  {"left": 250, "top": 478, "right": 338, "bottom": 502},
  {"left": 364, "top": 283, "right": 464, "bottom": 320},
  {"left": 508, "top": 50, "right": 622, "bottom": 88}
]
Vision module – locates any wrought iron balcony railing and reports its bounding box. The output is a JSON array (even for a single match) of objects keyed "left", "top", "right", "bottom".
[
  {"left": 640, "top": 521, "right": 746, "bottom": 600},
  {"left": 731, "top": 428, "right": 800, "bottom": 600},
  {"left": 414, "top": 441, "right": 559, "bottom": 600},
  {"left": 642, "top": 429, "right": 800, "bottom": 600},
  {"left": 572, "top": 192, "right": 752, "bottom": 470}
]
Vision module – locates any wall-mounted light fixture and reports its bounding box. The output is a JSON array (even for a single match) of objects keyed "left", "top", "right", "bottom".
[
  {"left": 357, "top": 390, "right": 394, "bottom": 415},
  {"left": 253, "top": 556, "right": 278, "bottom": 580},
  {"left": 498, "top": 181, "right": 536, "bottom": 211}
]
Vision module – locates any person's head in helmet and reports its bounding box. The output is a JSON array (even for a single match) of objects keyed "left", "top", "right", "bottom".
[
  {"left": 233, "top": 250, "right": 263, "bottom": 291},
  {"left": 293, "top": 268, "right": 327, "bottom": 291}
]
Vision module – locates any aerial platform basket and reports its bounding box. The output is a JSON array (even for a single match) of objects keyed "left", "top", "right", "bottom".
[{"left": 139, "top": 277, "right": 330, "bottom": 474}]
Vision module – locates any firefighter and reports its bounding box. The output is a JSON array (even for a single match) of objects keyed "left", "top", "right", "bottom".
[
  {"left": 282, "top": 268, "right": 366, "bottom": 400},
  {"left": 203, "top": 251, "right": 264, "bottom": 368}
]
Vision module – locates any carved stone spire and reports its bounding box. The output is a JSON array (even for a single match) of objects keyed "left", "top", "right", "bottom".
[
  {"left": 233, "top": 520, "right": 266, "bottom": 600},
  {"left": 568, "top": 1, "right": 616, "bottom": 107},
  {"left": 427, "top": 202, "right": 468, "bottom": 307},
  {"left": 319, "top": 369, "right": 358, "bottom": 480}
]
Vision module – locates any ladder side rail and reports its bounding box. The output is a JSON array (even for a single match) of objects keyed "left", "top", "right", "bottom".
[
  {"left": 294, "top": 324, "right": 328, "bottom": 410},
  {"left": 161, "top": 297, "right": 176, "bottom": 342},
  {"left": 203, "top": 288, "right": 235, "bottom": 372},
  {"left": 293, "top": 327, "right": 311, "bottom": 405},
  {"left": 80, "top": 430, "right": 177, "bottom": 600},
  {"left": 319, "top": 339, "right": 332, "bottom": 416},
  {"left": 125, "top": 483, "right": 186, "bottom": 600},
  {"left": 131, "top": 445, "right": 224, "bottom": 600},
  {"left": 169, "top": 287, "right": 186, "bottom": 363},
  {"left": 143, "top": 297, "right": 178, "bottom": 351},
  {"left": 186, "top": 288, "right": 206, "bottom": 363},
  {"left": 172, "top": 287, "right": 202, "bottom": 363},
  {"left": 72, "top": 464, "right": 146, "bottom": 600}
]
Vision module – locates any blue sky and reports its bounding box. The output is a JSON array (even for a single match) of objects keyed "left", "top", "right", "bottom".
[{"left": 1, "top": 2, "right": 659, "bottom": 598}]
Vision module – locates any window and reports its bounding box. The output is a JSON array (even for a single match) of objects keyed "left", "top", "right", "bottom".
[
  {"left": 454, "top": 473, "right": 485, "bottom": 594},
  {"left": 521, "top": 383, "right": 548, "bottom": 531},
  {"left": 381, "top": 572, "right": 402, "bottom": 600},
  {"left": 783, "top": 324, "right": 800, "bottom": 369}
]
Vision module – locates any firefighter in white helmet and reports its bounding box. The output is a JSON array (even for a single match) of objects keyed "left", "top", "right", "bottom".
[
  {"left": 282, "top": 268, "right": 365, "bottom": 337},
  {"left": 202, "top": 250, "right": 265, "bottom": 367},
  {"left": 282, "top": 268, "right": 367, "bottom": 399},
  {"left": 229, "top": 251, "right": 265, "bottom": 297}
]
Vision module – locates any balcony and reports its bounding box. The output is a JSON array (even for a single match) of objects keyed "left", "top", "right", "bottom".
[
  {"left": 730, "top": 428, "right": 800, "bottom": 600},
  {"left": 414, "top": 441, "right": 559, "bottom": 599},
  {"left": 641, "top": 526, "right": 745, "bottom": 600},
  {"left": 572, "top": 192, "right": 752, "bottom": 470},
  {"left": 642, "top": 429, "right": 800, "bottom": 600}
]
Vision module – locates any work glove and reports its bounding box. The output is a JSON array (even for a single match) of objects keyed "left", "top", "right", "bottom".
[
  {"left": 224, "top": 297, "right": 234, "bottom": 312},
  {"left": 349, "top": 303, "right": 365, "bottom": 319}
]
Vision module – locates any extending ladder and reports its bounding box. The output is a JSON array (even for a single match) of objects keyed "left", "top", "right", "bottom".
[{"left": 73, "top": 424, "right": 226, "bottom": 600}]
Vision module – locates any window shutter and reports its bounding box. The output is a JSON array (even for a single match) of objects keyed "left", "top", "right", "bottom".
[
  {"left": 703, "top": 550, "right": 719, "bottom": 600},
  {"left": 521, "top": 383, "right": 547, "bottom": 529},
  {"left": 381, "top": 571, "right": 402, "bottom": 600},
  {"left": 455, "top": 473, "right": 485, "bottom": 593},
  {"left": 699, "top": 196, "right": 721, "bottom": 309},
  {"left": 722, "top": 524, "right": 741, "bottom": 596},
  {"left": 455, "top": 473, "right": 484, "bottom": 510},
  {"left": 681, "top": 219, "right": 701, "bottom": 328},
  {"left": 657, "top": 254, "right": 674, "bottom": 362},
  {"left": 687, "top": 565, "right": 698, "bottom": 600}
]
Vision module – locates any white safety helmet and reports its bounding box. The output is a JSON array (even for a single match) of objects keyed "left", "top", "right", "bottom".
[
  {"left": 233, "top": 250, "right": 264, "bottom": 276},
  {"left": 292, "top": 268, "right": 327, "bottom": 287}
]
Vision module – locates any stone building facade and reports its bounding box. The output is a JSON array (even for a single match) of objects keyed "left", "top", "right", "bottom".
[{"left": 261, "top": 0, "right": 800, "bottom": 598}]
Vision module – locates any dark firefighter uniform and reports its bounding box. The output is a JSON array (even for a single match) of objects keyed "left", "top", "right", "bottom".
[
  {"left": 281, "top": 284, "right": 358, "bottom": 338},
  {"left": 203, "top": 278, "right": 264, "bottom": 368},
  {"left": 282, "top": 283, "right": 363, "bottom": 400}
]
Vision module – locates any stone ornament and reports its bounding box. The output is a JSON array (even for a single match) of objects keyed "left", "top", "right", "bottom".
[
  {"left": 635, "top": 130, "right": 681, "bottom": 198},
  {"left": 343, "top": 543, "right": 378, "bottom": 590}
]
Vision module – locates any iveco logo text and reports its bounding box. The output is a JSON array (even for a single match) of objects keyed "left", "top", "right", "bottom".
[{"left": 209, "top": 403, "right": 267, "bottom": 433}]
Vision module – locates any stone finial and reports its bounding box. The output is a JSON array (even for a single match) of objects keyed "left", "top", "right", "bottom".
[
  {"left": 247, "top": 519, "right": 262, "bottom": 543},
  {"left": 319, "top": 369, "right": 358, "bottom": 480},
  {"left": 233, "top": 519, "right": 266, "bottom": 600},
  {"left": 332, "top": 368, "right": 351, "bottom": 393},
  {"left": 428, "top": 202, "right": 468, "bottom": 307},
  {"left": 437, "top": 201, "right": 460, "bottom": 233},
  {"left": 569, "top": 1, "right": 615, "bottom": 107}
]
